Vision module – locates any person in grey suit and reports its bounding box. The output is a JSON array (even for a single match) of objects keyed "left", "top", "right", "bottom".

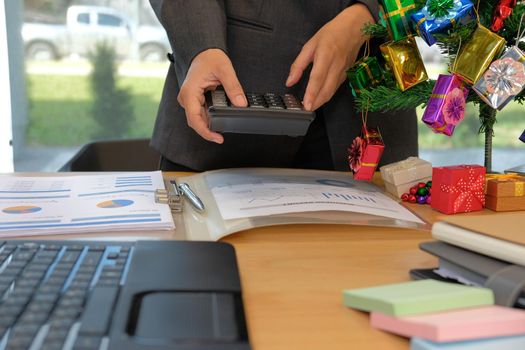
[{"left": 149, "top": 0, "right": 418, "bottom": 172}]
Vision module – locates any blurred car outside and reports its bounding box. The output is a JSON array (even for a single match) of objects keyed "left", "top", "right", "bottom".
[{"left": 22, "top": 5, "right": 170, "bottom": 61}]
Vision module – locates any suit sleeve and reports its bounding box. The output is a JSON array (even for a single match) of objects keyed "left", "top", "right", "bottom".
[
  {"left": 353, "top": 0, "right": 379, "bottom": 22},
  {"left": 149, "top": 0, "right": 227, "bottom": 85}
]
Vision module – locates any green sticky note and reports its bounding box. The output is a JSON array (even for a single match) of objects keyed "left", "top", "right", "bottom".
[{"left": 343, "top": 280, "right": 494, "bottom": 317}]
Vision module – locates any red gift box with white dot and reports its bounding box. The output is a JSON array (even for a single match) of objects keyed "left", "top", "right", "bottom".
[{"left": 431, "top": 165, "right": 486, "bottom": 214}]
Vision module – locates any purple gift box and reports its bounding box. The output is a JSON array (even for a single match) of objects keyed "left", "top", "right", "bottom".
[{"left": 422, "top": 74, "right": 469, "bottom": 136}]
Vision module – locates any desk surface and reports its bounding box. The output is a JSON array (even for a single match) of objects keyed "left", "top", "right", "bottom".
[{"left": 11, "top": 172, "right": 498, "bottom": 350}]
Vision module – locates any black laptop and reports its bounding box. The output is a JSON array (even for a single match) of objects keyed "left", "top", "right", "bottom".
[{"left": 0, "top": 240, "right": 250, "bottom": 350}]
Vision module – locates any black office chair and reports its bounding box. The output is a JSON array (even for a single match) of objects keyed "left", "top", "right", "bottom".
[{"left": 59, "top": 139, "right": 160, "bottom": 172}]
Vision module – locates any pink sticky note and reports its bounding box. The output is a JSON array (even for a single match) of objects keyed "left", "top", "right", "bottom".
[{"left": 371, "top": 306, "right": 525, "bottom": 342}]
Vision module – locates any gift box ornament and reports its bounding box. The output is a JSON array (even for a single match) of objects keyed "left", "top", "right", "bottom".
[
  {"left": 347, "top": 57, "right": 385, "bottom": 96},
  {"left": 486, "top": 173, "right": 525, "bottom": 211},
  {"left": 379, "top": 0, "right": 417, "bottom": 41},
  {"left": 348, "top": 127, "right": 385, "bottom": 181},
  {"left": 431, "top": 165, "right": 486, "bottom": 214},
  {"left": 451, "top": 25, "right": 506, "bottom": 84},
  {"left": 411, "top": 0, "right": 475, "bottom": 46},
  {"left": 422, "top": 74, "right": 469, "bottom": 136},
  {"left": 380, "top": 37, "right": 429, "bottom": 91},
  {"left": 473, "top": 46, "right": 525, "bottom": 110},
  {"left": 380, "top": 157, "right": 433, "bottom": 198}
]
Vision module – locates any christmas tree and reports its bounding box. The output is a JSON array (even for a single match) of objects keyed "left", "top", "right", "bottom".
[{"left": 352, "top": 0, "right": 525, "bottom": 173}]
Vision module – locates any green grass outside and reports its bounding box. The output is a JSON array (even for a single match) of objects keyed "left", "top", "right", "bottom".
[
  {"left": 27, "top": 73, "right": 525, "bottom": 148},
  {"left": 27, "top": 74, "right": 164, "bottom": 146}
]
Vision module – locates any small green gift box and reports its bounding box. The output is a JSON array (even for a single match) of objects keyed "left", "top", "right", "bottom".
[
  {"left": 380, "top": 0, "right": 417, "bottom": 41},
  {"left": 346, "top": 56, "right": 384, "bottom": 96}
]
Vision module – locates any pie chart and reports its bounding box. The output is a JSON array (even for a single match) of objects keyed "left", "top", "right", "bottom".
[
  {"left": 97, "top": 199, "right": 134, "bottom": 209},
  {"left": 3, "top": 205, "right": 42, "bottom": 214}
]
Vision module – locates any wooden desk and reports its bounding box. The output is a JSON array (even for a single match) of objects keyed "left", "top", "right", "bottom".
[{"left": 8, "top": 172, "right": 494, "bottom": 350}]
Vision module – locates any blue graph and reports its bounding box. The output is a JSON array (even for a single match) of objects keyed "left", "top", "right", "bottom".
[{"left": 322, "top": 192, "right": 376, "bottom": 203}]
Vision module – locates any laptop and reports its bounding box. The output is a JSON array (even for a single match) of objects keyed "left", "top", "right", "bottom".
[{"left": 0, "top": 240, "right": 250, "bottom": 350}]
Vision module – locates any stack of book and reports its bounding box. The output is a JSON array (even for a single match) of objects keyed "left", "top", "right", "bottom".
[{"left": 343, "top": 279, "right": 525, "bottom": 349}]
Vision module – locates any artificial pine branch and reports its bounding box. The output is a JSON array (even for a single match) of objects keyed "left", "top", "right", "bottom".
[
  {"left": 356, "top": 81, "right": 435, "bottom": 111},
  {"left": 362, "top": 23, "right": 389, "bottom": 39}
]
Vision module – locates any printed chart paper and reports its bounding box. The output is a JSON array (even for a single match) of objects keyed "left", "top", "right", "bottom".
[
  {"left": 212, "top": 181, "right": 423, "bottom": 223},
  {"left": 0, "top": 171, "right": 174, "bottom": 237}
]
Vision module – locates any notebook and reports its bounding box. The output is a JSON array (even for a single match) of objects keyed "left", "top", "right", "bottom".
[
  {"left": 432, "top": 213, "right": 525, "bottom": 266},
  {"left": 342, "top": 280, "right": 493, "bottom": 317}
]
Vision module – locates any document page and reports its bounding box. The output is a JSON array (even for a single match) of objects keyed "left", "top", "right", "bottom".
[
  {"left": 0, "top": 171, "right": 174, "bottom": 237},
  {"left": 208, "top": 169, "right": 423, "bottom": 224}
]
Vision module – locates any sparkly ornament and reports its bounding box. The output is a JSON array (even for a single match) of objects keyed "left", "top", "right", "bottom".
[
  {"left": 417, "top": 195, "right": 427, "bottom": 204},
  {"left": 443, "top": 87, "right": 467, "bottom": 126},
  {"left": 410, "top": 187, "right": 418, "bottom": 195},
  {"left": 484, "top": 57, "right": 525, "bottom": 96},
  {"left": 417, "top": 187, "right": 429, "bottom": 196},
  {"left": 491, "top": 0, "right": 517, "bottom": 32},
  {"left": 409, "top": 194, "right": 417, "bottom": 203},
  {"left": 473, "top": 47, "right": 525, "bottom": 110},
  {"left": 402, "top": 193, "right": 410, "bottom": 201}
]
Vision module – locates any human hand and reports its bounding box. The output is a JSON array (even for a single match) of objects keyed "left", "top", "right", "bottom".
[
  {"left": 286, "top": 4, "right": 374, "bottom": 111},
  {"left": 178, "top": 48, "right": 247, "bottom": 144}
]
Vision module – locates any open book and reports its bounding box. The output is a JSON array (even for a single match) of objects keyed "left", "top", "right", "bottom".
[{"left": 173, "top": 168, "right": 427, "bottom": 241}]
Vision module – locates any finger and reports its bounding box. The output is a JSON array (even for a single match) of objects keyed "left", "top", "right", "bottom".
[
  {"left": 311, "top": 69, "right": 347, "bottom": 111},
  {"left": 286, "top": 42, "right": 315, "bottom": 87},
  {"left": 302, "top": 50, "right": 332, "bottom": 111},
  {"left": 216, "top": 64, "right": 247, "bottom": 107},
  {"left": 184, "top": 95, "right": 224, "bottom": 144}
]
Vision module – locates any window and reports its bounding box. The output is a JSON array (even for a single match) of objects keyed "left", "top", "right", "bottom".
[
  {"left": 97, "top": 13, "right": 123, "bottom": 27},
  {"left": 77, "top": 13, "right": 90, "bottom": 25},
  {"left": 9, "top": 0, "right": 170, "bottom": 171}
]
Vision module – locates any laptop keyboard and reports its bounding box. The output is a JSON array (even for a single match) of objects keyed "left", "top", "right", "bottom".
[{"left": 0, "top": 241, "right": 133, "bottom": 350}]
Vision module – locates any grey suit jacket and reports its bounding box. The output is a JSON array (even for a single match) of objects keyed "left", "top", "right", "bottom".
[{"left": 149, "top": 0, "right": 418, "bottom": 171}]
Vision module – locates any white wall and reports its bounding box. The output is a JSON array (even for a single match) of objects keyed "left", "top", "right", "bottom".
[{"left": 0, "top": 0, "right": 14, "bottom": 172}]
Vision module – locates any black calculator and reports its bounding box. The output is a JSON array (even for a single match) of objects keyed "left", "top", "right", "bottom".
[{"left": 205, "top": 89, "right": 315, "bottom": 137}]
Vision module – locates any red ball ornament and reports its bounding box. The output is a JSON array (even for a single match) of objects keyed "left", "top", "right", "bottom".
[
  {"left": 418, "top": 182, "right": 426, "bottom": 188},
  {"left": 428, "top": 187, "right": 432, "bottom": 195},
  {"left": 410, "top": 187, "right": 418, "bottom": 195},
  {"left": 408, "top": 194, "right": 417, "bottom": 203},
  {"left": 401, "top": 193, "right": 410, "bottom": 201}
]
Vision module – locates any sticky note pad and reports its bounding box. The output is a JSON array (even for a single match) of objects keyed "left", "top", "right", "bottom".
[
  {"left": 371, "top": 306, "right": 525, "bottom": 342},
  {"left": 411, "top": 335, "right": 525, "bottom": 350},
  {"left": 342, "top": 280, "right": 493, "bottom": 316}
]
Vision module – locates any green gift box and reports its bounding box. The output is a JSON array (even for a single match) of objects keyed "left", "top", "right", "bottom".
[
  {"left": 380, "top": 0, "right": 417, "bottom": 41},
  {"left": 346, "top": 56, "right": 384, "bottom": 96}
]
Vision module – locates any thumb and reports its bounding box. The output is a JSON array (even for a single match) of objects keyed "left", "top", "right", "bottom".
[{"left": 216, "top": 63, "right": 247, "bottom": 107}]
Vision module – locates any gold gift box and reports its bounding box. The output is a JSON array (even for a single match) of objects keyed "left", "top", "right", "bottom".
[
  {"left": 451, "top": 25, "right": 506, "bottom": 84},
  {"left": 485, "top": 174, "right": 525, "bottom": 212},
  {"left": 380, "top": 36, "right": 428, "bottom": 91}
]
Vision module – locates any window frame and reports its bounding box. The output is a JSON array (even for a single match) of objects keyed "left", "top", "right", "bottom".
[{"left": 0, "top": 0, "right": 14, "bottom": 172}]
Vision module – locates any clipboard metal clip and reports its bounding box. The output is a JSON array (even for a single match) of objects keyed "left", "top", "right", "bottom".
[{"left": 155, "top": 180, "right": 205, "bottom": 213}]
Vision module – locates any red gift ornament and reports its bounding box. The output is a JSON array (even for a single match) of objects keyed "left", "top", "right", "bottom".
[
  {"left": 348, "top": 126, "right": 385, "bottom": 181},
  {"left": 491, "top": 0, "right": 517, "bottom": 32},
  {"left": 431, "top": 165, "right": 486, "bottom": 214}
]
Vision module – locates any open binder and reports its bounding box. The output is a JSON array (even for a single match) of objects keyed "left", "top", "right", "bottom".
[{"left": 164, "top": 168, "right": 428, "bottom": 241}]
